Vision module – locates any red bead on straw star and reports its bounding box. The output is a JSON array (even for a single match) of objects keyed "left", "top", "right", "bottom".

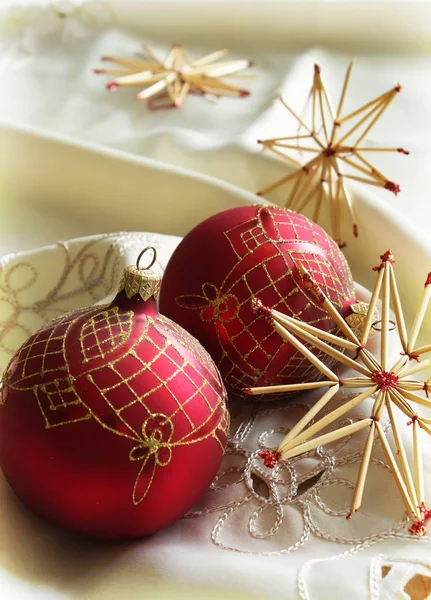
[
  {"left": 246, "top": 251, "right": 431, "bottom": 536},
  {"left": 94, "top": 44, "right": 253, "bottom": 110},
  {"left": 257, "top": 60, "right": 408, "bottom": 247}
]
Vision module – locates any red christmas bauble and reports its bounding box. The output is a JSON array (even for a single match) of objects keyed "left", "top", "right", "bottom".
[
  {"left": 159, "top": 206, "right": 355, "bottom": 397},
  {"left": 0, "top": 255, "right": 229, "bottom": 539}
]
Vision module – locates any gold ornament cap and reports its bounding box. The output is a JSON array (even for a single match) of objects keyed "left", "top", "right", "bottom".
[
  {"left": 345, "top": 301, "right": 379, "bottom": 338},
  {"left": 118, "top": 247, "right": 161, "bottom": 301}
]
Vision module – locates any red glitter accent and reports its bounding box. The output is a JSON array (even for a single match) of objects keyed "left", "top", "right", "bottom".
[
  {"left": 323, "top": 147, "right": 336, "bottom": 157},
  {"left": 346, "top": 512, "right": 352, "bottom": 520},
  {"left": 251, "top": 298, "right": 273, "bottom": 325},
  {"left": 384, "top": 181, "right": 400, "bottom": 195},
  {"left": 395, "top": 84, "right": 402, "bottom": 92},
  {"left": 106, "top": 82, "right": 119, "bottom": 91},
  {"left": 240, "top": 90, "right": 251, "bottom": 97},
  {"left": 314, "top": 64, "right": 321, "bottom": 74},
  {"left": 300, "top": 271, "right": 325, "bottom": 303},
  {"left": 397, "top": 148, "right": 410, "bottom": 155},
  {"left": 372, "top": 250, "right": 395, "bottom": 272},
  {"left": 401, "top": 351, "right": 420, "bottom": 363},
  {"left": 425, "top": 273, "right": 431, "bottom": 287},
  {"left": 407, "top": 415, "right": 418, "bottom": 426},
  {"left": 409, "top": 521, "right": 427, "bottom": 536},
  {"left": 371, "top": 370, "right": 399, "bottom": 391},
  {"left": 258, "top": 450, "right": 281, "bottom": 469},
  {"left": 408, "top": 504, "right": 431, "bottom": 537}
]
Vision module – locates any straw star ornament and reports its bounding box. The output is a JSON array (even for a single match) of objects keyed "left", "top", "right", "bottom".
[
  {"left": 246, "top": 251, "right": 431, "bottom": 536},
  {"left": 94, "top": 44, "right": 252, "bottom": 109},
  {"left": 257, "top": 61, "right": 408, "bottom": 246}
]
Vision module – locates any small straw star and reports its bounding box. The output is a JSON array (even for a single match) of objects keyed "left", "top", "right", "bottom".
[
  {"left": 245, "top": 251, "right": 431, "bottom": 535},
  {"left": 94, "top": 43, "right": 253, "bottom": 110},
  {"left": 257, "top": 60, "right": 408, "bottom": 247}
]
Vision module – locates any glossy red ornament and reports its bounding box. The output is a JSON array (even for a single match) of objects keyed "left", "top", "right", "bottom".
[
  {"left": 0, "top": 251, "right": 229, "bottom": 539},
  {"left": 159, "top": 206, "right": 356, "bottom": 396}
]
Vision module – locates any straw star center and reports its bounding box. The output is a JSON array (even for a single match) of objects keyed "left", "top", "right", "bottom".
[{"left": 371, "top": 370, "right": 399, "bottom": 391}]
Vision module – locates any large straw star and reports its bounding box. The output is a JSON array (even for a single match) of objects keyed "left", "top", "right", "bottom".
[
  {"left": 257, "top": 61, "right": 408, "bottom": 247},
  {"left": 245, "top": 251, "right": 431, "bottom": 535},
  {"left": 94, "top": 44, "right": 252, "bottom": 109}
]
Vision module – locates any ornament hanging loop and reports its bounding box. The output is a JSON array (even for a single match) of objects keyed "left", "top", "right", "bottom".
[{"left": 136, "top": 247, "right": 157, "bottom": 271}]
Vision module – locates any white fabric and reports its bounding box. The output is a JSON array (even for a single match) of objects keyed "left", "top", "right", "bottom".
[{"left": 0, "top": 3, "right": 431, "bottom": 600}]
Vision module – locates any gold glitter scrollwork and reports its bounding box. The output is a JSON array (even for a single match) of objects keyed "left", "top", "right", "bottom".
[{"left": 130, "top": 413, "right": 174, "bottom": 504}]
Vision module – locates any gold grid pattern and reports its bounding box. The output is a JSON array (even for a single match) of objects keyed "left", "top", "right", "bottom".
[
  {"left": 80, "top": 307, "right": 133, "bottom": 363},
  {"left": 177, "top": 207, "right": 353, "bottom": 393},
  {"left": 2, "top": 305, "right": 228, "bottom": 504}
]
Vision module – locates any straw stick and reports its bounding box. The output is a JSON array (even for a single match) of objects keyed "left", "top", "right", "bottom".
[
  {"left": 136, "top": 77, "right": 172, "bottom": 100},
  {"left": 387, "top": 264, "right": 408, "bottom": 352},
  {"left": 277, "top": 384, "right": 340, "bottom": 452},
  {"left": 280, "top": 98, "right": 325, "bottom": 149},
  {"left": 386, "top": 397, "right": 419, "bottom": 510},
  {"left": 371, "top": 389, "right": 386, "bottom": 419},
  {"left": 396, "top": 388, "right": 431, "bottom": 410},
  {"left": 400, "top": 357, "right": 431, "bottom": 379},
  {"left": 245, "top": 380, "right": 337, "bottom": 396},
  {"left": 281, "top": 418, "right": 372, "bottom": 460},
  {"left": 338, "top": 154, "right": 385, "bottom": 183},
  {"left": 412, "top": 419, "right": 424, "bottom": 506},
  {"left": 114, "top": 71, "right": 166, "bottom": 86},
  {"left": 296, "top": 264, "right": 360, "bottom": 344},
  {"left": 354, "top": 93, "right": 397, "bottom": 147},
  {"left": 337, "top": 88, "right": 394, "bottom": 124},
  {"left": 193, "top": 48, "right": 229, "bottom": 66},
  {"left": 412, "top": 344, "right": 431, "bottom": 357},
  {"left": 290, "top": 162, "right": 322, "bottom": 212},
  {"left": 270, "top": 319, "right": 339, "bottom": 382},
  {"left": 262, "top": 145, "right": 303, "bottom": 167},
  {"left": 342, "top": 377, "right": 374, "bottom": 388},
  {"left": 270, "top": 312, "right": 357, "bottom": 349},
  {"left": 271, "top": 143, "right": 320, "bottom": 153},
  {"left": 105, "top": 57, "right": 159, "bottom": 70},
  {"left": 361, "top": 267, "right": 385, "bottom": 346},
  {"left": 375, "top": 421, "right": 420, "bottom": 520},
  {"left": 334, "top": 59, "right": 356, "bottom": 126},
  {"left": 349, "top": 421, "right": 375, "bottom": 515},
  {"left": 350, "top": 152, "right": 389, "bottom": 183},
  {"left": 356, "top": 347, "right": 380, "bottom": 373},
  {"left": 389, "top": 388, "right": 417, "bottom": 417},
  {"left": 274, "top": 312, "right": 370, "bottom": 376},
  {"left": 204, "top": 59, "right": 251, "bottom": 77},
  {"left": 407, "top": 279, "right": 431, "bottom": 352},
  {"left": 342, "top": 174, "right": 388, "bottom": 189},
  {"left": 280, "top": 386, "right": 378, "bottom": 452},
  {"left": 337, "top": 95, "right": 390, "bottom": 146},
  {"left": 257, "top": 166, "right": 304, "bottom": 196},
  {"left": 317, "top": 77, "right": 329, "bottom": 145},
  {"left": 380, "top": 264, "right": 391, "bottom": 371},
  {"left": 141, "top": 44, "right": 163, "bottom": 65},
  {"left": 261, "top": 135, "right": 315, "bottom": 144},
  {"left": 399, "top": 379, "right": 429, "bottom": 391}
]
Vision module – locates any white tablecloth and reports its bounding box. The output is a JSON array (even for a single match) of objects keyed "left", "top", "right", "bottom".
[{"left": 0, "top": 3, "right": 431, "bottom": 600}]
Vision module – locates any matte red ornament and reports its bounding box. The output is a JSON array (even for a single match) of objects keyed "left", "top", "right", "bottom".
[
  {"left": 159, "top": 206, "right": 356, "bottom": 397},
  {"left": 0, "top": 249, "right": 229, "bottom": 539}
]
